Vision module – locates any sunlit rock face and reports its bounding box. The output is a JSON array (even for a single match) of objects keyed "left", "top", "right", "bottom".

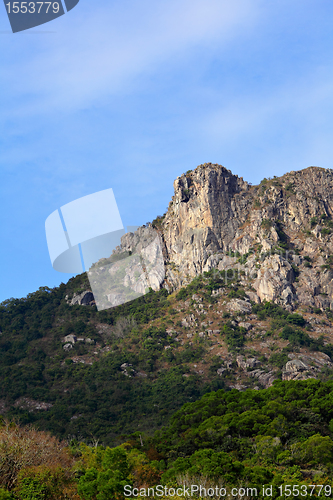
[
  {"left": 159, "top": 163, "right": 333, "bottom": 310},
  {"left": 162, "top": 164, "right": 251, "bottom": 288}
]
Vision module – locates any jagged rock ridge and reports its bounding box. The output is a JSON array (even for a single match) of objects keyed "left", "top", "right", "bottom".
[{"left": 154, "top": 163, "right": 333, "bottom": 311}]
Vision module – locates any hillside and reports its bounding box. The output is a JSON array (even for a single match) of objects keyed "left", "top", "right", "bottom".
[
  {"left": 1, "top": 164, "right": 333, "bottom": 447},
  {"left": 2, "top": 379, "right": 333, "bottom": 499}
]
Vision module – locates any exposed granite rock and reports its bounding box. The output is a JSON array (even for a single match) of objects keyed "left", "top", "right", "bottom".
[
  {"left": 63, "top": 334, "right": 77, "bottom": 344},
  {"left": 162, "top": 164, "right": 250, "bottom": 289},
  {"left": 238, "top": 322, "right": 252, "bottom": 330},
  {"left": 227, "top": 299, "right": 252, "bottom": 314},
  {"left": 114, "top": 226, "right": 165, "bottom": 292},
  {"left": 120, "top": 363, "right": 136, "bottom": 378},
  {"left": 236, "top": 355, "right": 260, "bottom": 370},
  {"left": 253, "top": 254, "right": 295, "bottom": 305},
  {"left": 282, "top": 352, "right": 332, "bottom": 381},
  {"left": 87, "top": 226, "right": 166, "bottom": 309},
  {"left": 157, "top": 164, "right": 333, "bottom": 310},
  {"left": 14, "top": 398, "right": 53, "bottom": 412},
  {"left": 248, "top": 369, "right": 277, "bottom": 388},
  {"left": 70, "top": 291, "right": 95, "bottom": 306},
  {"left": 283, "top": 359, "right": 310, "bottom": 381}
]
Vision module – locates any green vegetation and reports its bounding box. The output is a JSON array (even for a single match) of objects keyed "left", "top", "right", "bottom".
[
  {"left": 3, "top": 254, "right": 333, "bottom": 498},
  {"left": 261, "top": 218, "right": 273, "bottom": 231},
  {"left": 0, "top": 277, "right": 229, "bottom": 445},
  {"left": 222, "top": 321, "right": 246, "bottom": 352},
  {"left": 176, "top": 268, "right": 239, "bottom": 302},
  {"left": 151, "top": 214, "right": 166, "bottom": 229},
  {"left": 252, "top": 301, "right": 333, "bottom": 359},
  {"left": 2, "top": 379, "right": 333, "bottom": 498},
  {"left": 309, "top": 213, "right": 333, "bottom": 235},
  {"left": 151, "top": 379, "right": 333, "bottom": 498},
  {"left": 285, "top": 182, "right": 295, "bottom": 194},
  {"left": 252, "top": 301, "right": 305, "bottom": 326},
  {"left": 321, "top": 255, "right": 333, "bottom": 270}
]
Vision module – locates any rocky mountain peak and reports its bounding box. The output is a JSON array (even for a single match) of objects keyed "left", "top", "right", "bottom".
[{"left": 157, "top": 164, "right": 333, "bottom": 311}]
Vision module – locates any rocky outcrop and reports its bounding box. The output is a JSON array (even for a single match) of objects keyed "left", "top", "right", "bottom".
[
  {"left": 249, "top": 369, "right": 277, "bottom": 389},
  {"left": 162, "top": 164, "right": 251, "bottom": 289},
  {"left": 120, "top": 363, "right": 136, "bottom": 378},
  {"left": 87, "top": 226, "right": 166, "bottom": 309},
  {"left": 253, "top": 255, "right": 295, "bottom": 305},
  {"left": 227, "top": 299, "right": 252, "bottom": 314},
  {"left": 63, "top": 334, "right": 77, "bottom": 344},
  {"left": 158, "top": 164, "right": 333, "bottom": 311},
  {"left": 236, "top": 355, "right": 260, "bottom": 370},
  {"left": 282, "top": 353, "right": 332, "bottom": 381},
  {"left": 69, "top": 291, "right": 95, "bottom": 306},
  {"left": 14, "top": 398, "right": 53, "bottom": 412}
]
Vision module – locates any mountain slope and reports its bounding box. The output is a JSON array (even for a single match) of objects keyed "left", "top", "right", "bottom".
[
  {"left": 2, "top": 163, "right": 333, "bottom": 445},
  {"left": 157, "top": 164, "right": 333, "bottom": 311}
]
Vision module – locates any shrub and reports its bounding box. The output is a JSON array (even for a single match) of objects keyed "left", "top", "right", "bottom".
[
  {"left": 269, "top": 353, "right": 289, "bottom": 369},
  {"left": 222, "top": 322, "right": 246, "bottom": 351},
  {"left": 286, "top": 314, "right": 306, "bottom": 327},
  {"left": 261, "top": 219, "right": 273, "bottom": 231},
  {"left": 0, "top": 421, "right": 73, "bottom": 491},
  {"left": 113, "top": 316, "right": 137, "bottom": 339},
  {"left": 0, "top": 489, "right": 12, "bottom": 500},
  {"left": 280, "top": 325, "right": 312, "bottom": 347},
  {"left": 285, "top": 182, "right": 295, "bottom": 193},
  {"left": 77, "top": 445, "right": 132, "bottom": 500},
  {"left": 298, "top": 434, "right": 333, "bottom": 466},
  {"left": 162, "top": 449, "right": 244, "bottom": 483},
  {"left": 176, "top": 289, "right": 188, "bottom": 300},
  {"left": 227, "top": 288, "right": 245, "bottom": 299},
  {"left": 15, "top": 466, "right": 76, "bottom": 500}
]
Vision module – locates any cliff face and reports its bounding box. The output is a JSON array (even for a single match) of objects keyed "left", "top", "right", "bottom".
[
  {"left": 158, "top": 163, "right": 333, "bottom": 311},
  {"left": 162, "top": 164, "right": 250, "bottom": 276}
]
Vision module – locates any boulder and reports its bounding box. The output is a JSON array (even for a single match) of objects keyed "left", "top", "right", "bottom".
[
  {"left": 253, "top": 255, "right": 295, "bottom": 306},
  {"left": 236, "top": 355, "right": 260, "bottom": 370},
  {"left": 63, "top": 334, "right": 76, "bottom": 344},
  {"left": 227, "top": 299, "right": 252, "bottom": 314},
  {"left": 248, "top": 369, "right": 276, "bottom": 388},
  {"left": 70, "top": 291, "right": 95, "bottom": 306}
]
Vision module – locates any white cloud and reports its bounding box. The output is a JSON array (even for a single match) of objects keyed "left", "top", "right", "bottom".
[
  {"left": 200, "top": 63, "right": 333, "bottom": 149},
  {"left": 0, "top": 0, "right": 260, "bottom": 117}
]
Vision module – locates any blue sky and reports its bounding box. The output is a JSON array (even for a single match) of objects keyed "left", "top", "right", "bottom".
[{"left": 1, "top": 0, "right": 333, "bottom": 303}]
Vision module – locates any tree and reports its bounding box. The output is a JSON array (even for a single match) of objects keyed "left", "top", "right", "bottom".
[
  {"left": 0, "top": 421, "right": 73, "bottom": 491},
  {"left": 77, "top": 446, "right": 133, "bottom": 500},
  {"left": 15, "top": 465, "right": 79, "bottom": 500},
  {"left": 299, "top": 434, "right": 333, "bottom": 466}
]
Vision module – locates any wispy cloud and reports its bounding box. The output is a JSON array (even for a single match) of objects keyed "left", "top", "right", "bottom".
[
  {"left": 0, "top": 0, "right": 260, "bottom": 117},
  {"left": 197, "top": 61, "right": 333, "bottom": 181}
]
